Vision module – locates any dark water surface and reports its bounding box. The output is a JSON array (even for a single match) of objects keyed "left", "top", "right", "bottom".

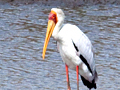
[{"left": 0, "top": 3, "right": 120, "bottom": 90}]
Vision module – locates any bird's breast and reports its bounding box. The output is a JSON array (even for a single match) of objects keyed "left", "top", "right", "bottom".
[{"left": 58, "top": 41, "right": 78, "bottom": 70}]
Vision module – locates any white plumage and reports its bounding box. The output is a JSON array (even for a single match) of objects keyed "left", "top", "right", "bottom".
[
  {"left": 57, "top": 24, "right": 94, "bottom": 80},
  {"left": 42, "top": 8, "right": 98, "bottom": 90}
]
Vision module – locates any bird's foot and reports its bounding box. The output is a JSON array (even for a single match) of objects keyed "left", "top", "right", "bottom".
[{"left": 67, "top": 88, "right": 71, "bottom": 90}]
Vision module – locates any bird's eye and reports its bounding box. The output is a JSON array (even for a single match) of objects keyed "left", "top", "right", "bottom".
[
  {"left": 48, "top": 13, "right": 55, "bottom": 19},
  {"left": 52, "top": 14, "right": 56, "bottom": 19},
  {"left": 48, "top": 12, "right": 57, "bottom": 24}
]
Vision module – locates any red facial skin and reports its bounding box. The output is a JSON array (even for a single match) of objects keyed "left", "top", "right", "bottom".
[{"left": 48, "top": 11, "right": 58, "bottom": 24}]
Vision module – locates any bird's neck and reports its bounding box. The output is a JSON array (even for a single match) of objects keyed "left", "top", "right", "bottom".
[{"left": 52, "top": 18, "right": 64, "bottom": 40}]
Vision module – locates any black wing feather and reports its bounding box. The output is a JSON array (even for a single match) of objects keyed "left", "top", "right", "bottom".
[{"left": 72, "top": 40, "right": 92, "bottom": 74}]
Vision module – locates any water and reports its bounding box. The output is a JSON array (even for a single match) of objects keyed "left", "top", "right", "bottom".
[{"left": 0, "top": 2, "right": 120, "bottom": 90}]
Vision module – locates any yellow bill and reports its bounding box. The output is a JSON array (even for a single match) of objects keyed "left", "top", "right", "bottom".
[{"left": 42, "top": 20, "right": 55, "bottom": 60}]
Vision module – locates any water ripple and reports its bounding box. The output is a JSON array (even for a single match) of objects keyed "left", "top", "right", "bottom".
[{"left": 0, "top": 3, "right": 120, "bottom": 90}]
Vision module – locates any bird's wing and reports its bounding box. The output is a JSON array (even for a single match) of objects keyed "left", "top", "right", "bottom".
[
  {"left": 69, "top": 25, "right": 95, "bottom": 74},
  {"left": 58, "top": 24, "right": 95, "bottom": 74}
]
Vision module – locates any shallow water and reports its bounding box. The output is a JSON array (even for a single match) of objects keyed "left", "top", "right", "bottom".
[{"left": 0, "top": 2, "right": 120, "bottom": 90}]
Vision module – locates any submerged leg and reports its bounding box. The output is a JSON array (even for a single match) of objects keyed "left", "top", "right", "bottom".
[
  {"left": 76, "top": 66, "right": 79, "bottom": 90},
  {"left": 65, "top": 64, "right": 71, "bottom": 90}
]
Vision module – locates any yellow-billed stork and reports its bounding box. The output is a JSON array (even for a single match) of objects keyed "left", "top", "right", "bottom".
[{"left": 42, "top": 8, "right": 98, "bottom": 90}]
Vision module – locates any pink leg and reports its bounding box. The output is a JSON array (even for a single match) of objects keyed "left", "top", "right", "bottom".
[
  {"left": 76, "top": 66, "right": 79, "bottom": 90},
  {"left": 65, "top": 64, "right": 71, "bottom": 90}
]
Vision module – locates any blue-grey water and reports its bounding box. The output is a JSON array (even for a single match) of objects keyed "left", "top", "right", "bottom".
[{"left": 0, "top": 2, "right": 120, "bottom": 90}]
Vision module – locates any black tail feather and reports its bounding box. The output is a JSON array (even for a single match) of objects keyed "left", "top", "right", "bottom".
[{"left": 80, "top": 75, "right": 97, "bottom": 89}]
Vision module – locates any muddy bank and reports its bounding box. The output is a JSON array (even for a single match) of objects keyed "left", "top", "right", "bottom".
[{"left": 0, "top": 0, "right": 120, "bottom": 6}]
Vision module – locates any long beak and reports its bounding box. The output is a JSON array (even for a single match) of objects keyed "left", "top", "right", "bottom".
[{"left": 42, "top": 20, "right": 55, "bottom": 60}]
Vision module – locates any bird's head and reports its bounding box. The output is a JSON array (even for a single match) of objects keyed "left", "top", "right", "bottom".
[{"left": 42, "top": 8, "right": 64, "bottom": 60}]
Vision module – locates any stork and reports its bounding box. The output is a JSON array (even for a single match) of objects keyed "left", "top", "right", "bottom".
[{"left": 42, "top": 8, "right": 98, "bottom": 90}]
